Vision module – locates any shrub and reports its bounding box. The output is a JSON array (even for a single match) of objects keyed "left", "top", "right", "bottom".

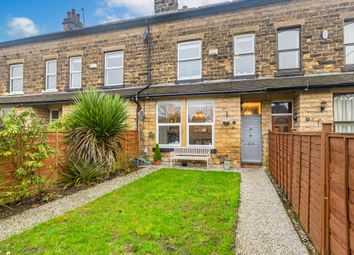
[
  {"left": 60, "top": 158, "right": 105, "bottom": 188},
  {"left": 65, "top": 91, "right": 129, "bottom": 171},
  {"left": 153, "top": 144, "right": 161, "bottom": 162},
  {"left": 0, "top": 176, "right": 8, "bottom": 206},
  {"left": 47, "top": 118, "right": 67, "bottom": 132},
  {"left": 0, "top": 110, "right": 54, "bottom": 201}
]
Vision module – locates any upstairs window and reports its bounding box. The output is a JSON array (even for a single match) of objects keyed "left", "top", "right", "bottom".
[
  {"left": 334, "top": 94, "right": 354, "bottom": 133},
  {"left": 157, "top": 102, "right": 181, "bottom": 147},
  {"left": 277, "top": 28, "right": 300, "bottom": 70},
  {"left": 70, "top": 57, "right": 82, "bottom": 89},
  {"left": 187, "top": 100, "right": 214, "bottom": 147},
  {"left": 234, "top": 34, "right": 255, "bottom": 76},
  {"left": 105, "top": 51, "right": 124, "bottom": 86},
  {"left": 46, "top": 60, "right": 57, "bottom": 91},
  {"left": 10, "top": 64, "right": 23, "bottom": 94},
  {"left": 178, "top": 41, "right": 202, "bottom": 81},
  {"left": 344, "top": 21, "right": 354, "bottom": 65}
]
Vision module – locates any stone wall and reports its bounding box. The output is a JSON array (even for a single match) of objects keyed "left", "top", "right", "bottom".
[
  {"left": 0, "top": 0, "right": 354, "bottom": 94},
  {"left": 140, "top": 96, "right": 241, "bottom": 168}
]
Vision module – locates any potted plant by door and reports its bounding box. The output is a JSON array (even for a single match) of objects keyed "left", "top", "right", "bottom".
[{"left": 154, "top": 144, "right": 161, "bottom": 165}]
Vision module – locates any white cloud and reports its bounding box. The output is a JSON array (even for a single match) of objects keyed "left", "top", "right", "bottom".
[
  {"left": 7, "top": 17, "right": 40, "bottom": 37},
  {"left": 104, "top": 0, "right": 153, "bottom": 15},
  {"left": 95, "top": 7, "right": 133, "bottom": 24}
]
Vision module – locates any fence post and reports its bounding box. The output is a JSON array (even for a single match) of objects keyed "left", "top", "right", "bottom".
[{"left": 320, "top": 123, "right": 332, "bottom": 255}]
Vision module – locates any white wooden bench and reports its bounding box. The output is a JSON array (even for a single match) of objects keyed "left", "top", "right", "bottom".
[{"left": 170, "top": 147, "right": 212, "bottom": 169}]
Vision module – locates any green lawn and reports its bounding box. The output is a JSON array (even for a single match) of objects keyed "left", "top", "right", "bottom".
[{"left": 0, "top": 169, "right": 240, "bottom": 255}]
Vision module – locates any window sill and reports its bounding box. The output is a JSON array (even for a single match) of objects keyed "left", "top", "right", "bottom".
[
  {"left": 42, "top": 89, "right": 58, "bottom": 93},
  {"left": 233, "top": 74, "right": 256, "bottom": 80},
  {"left": 275, "top": 70, "right": 304, "bottom": 77},
  {"left": 176, "top": 78, "right": 202, "bottom": 84},
  {"left": 8, "top": 91, "right": 24, "bottom": 96},
  {"left": 341, "top": 65, "right": 354, "bottom": 72}
]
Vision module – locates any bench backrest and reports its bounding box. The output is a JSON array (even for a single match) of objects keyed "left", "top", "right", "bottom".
[{"left": 173, "top": 147, "right": 211, "bottom": 155}]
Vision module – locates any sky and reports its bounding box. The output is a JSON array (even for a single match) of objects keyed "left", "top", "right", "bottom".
[{"left": 0, "top": 0, "right": 228, "bottom": 42}]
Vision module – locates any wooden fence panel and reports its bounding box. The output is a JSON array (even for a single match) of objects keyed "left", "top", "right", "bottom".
[
  {"left": 0, "top": 131, "right": 139, "bottom": 189},
  {"left": 348, "top": 138, "right": 354, "bottom": 255},
  {"left": 309, "top": 136, "right": 322, "bottom": 249}
]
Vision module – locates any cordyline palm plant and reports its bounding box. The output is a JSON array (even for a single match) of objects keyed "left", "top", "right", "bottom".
[{"left": 65, "top": 90, "right": 129, "bottom": 170}]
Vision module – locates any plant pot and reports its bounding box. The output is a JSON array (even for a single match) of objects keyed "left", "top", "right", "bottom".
[{"left": 155, "top": 160, "right": 161, "bottom": 166}]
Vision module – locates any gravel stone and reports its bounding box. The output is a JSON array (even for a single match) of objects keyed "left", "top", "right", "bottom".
[
  {"left": 235, "top": 168, "right": 308, "bottom": 255},
  {"left": 0, "top": 166, "right": 159, "bottom": 241}
]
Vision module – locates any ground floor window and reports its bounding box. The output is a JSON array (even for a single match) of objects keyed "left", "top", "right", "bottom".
[
  {"left": 157, "top": 102, "right": 181, "bottom": 146},
  {"left": 334, "top": 94, "right": 354, "bottom": 133},
  {"left": 0, "top": 108, "right": 12, "bottom": 118},
  {"left": 187, "top": 101, "right": 214, "bottom": 146},
  {"left": 271, "top": 102, "right": 293, "bottom": 132},
  {"left": 50, "top": 110, "right": 60, "bottom": 122}
]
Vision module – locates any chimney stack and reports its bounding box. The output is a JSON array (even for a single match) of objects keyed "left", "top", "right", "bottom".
[
  {"left": 63, "top": 9, "right": 83, "bottom": 31},
  {"left": 154, "top": 0, "right": 179, "bottom": 14}
]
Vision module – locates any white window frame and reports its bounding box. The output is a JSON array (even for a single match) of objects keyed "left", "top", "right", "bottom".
[
  {"left": 49, "top": 109, "right": 60, "bottom": 122},
  {"left": 234, "top": 33, "right": 255, "bottom": 76},
  {"left": 334, "top": 94, "right": 354, "bottom": 132},
  {"left": 156, "top": 101, "right": 182, "bottom": 148},
  {"left": 177, "top": 40, "right": 202, "bottom": 81},
  {"left": 277, "top": 28, "right": 301, "bottom": 70},
  {"left": 270, "top": 101, "right": 294, "bottom": 129},
  {"left": 344, "top": 21, "right": 354, "bottom": 65},
  {"left": 0, "top": 108, "right": 12, "bottom": 118},
  {"left": 187, "top": 100, "right": 215, "bottom": 148},
  {"left": 104, "top": 51, "right": 124, "bottom": 86},
  {"left": 9, "top": 64, "right": 24, "bottom": 94},
  {"left": 69, "top": 57, "right": 82, "bottom": 89},
  {"left": 45, "top": 60, "right": 57, "bottom": 92}
]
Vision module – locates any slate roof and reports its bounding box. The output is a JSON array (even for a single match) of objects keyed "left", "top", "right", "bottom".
[
  {"left": 0, "top": 0, "right": 287, "bottom": 49},
  {"left": 0, "top": 73, "right": 353, "bottom": 107}
]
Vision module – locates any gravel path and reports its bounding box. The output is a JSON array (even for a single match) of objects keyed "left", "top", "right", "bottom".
[
  {"left": 235, "top": 168, "right": 308, "bottom": 255},
  {"left": 0, "top": 166, "right": 158, "bottom": 241}
]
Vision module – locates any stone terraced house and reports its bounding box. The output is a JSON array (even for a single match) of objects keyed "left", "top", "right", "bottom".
[{"left": 0, "top": 0, "right": 354, "bottom": 167}]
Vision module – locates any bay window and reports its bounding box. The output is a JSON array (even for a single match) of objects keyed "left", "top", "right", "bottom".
[
  {"left": 105, "top": 51, "right": 124, "bottom": 86},
  {"left": 10, "top": 64, "right": 23, "bottom": 94},
  {"left": 334, "top": 94, "right": 354, "bottom": 133},
  {"left": 277, "top": 28, "right": 300, "bottom": 70},
  {"left": 157, "top": 102, "right": 181, "bottom": 146},
  {"left": 178, "top": 41, "right": 202, "bottom": 81},
  {"left": 187, "top": 101, "right": 214, "bottom": 146},
  {"left": 344, "top": 21, "right": 354, "bottom": 65},
  {"left": 234, "top": 34, "right": 255, "bottom": 76},
  {"left": 69, "top": 57, "right": 82, "bottom": 89}
]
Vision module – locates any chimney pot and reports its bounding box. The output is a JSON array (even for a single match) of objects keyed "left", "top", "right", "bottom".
[
  {"left": 154, "top": 0, "right": 178, "bottom": 14},
  {"left": 63, "top": 9, "right": 83, "bottom": 31}
]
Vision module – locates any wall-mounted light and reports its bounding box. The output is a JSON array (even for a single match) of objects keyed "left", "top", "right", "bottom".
[
  {"left": 320, "top": 101, "right": 327, "bottom": 112},
  {"left": 293, "top": 112, "right": 298, "bottom": 122},
  {"left": 222, "top": 111, "right": 230, "bottom": 126}
]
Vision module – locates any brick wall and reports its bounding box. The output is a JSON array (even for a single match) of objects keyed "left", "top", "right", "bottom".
[{"left": 0, "top": 0, "right": 354, "bottom": 94}]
